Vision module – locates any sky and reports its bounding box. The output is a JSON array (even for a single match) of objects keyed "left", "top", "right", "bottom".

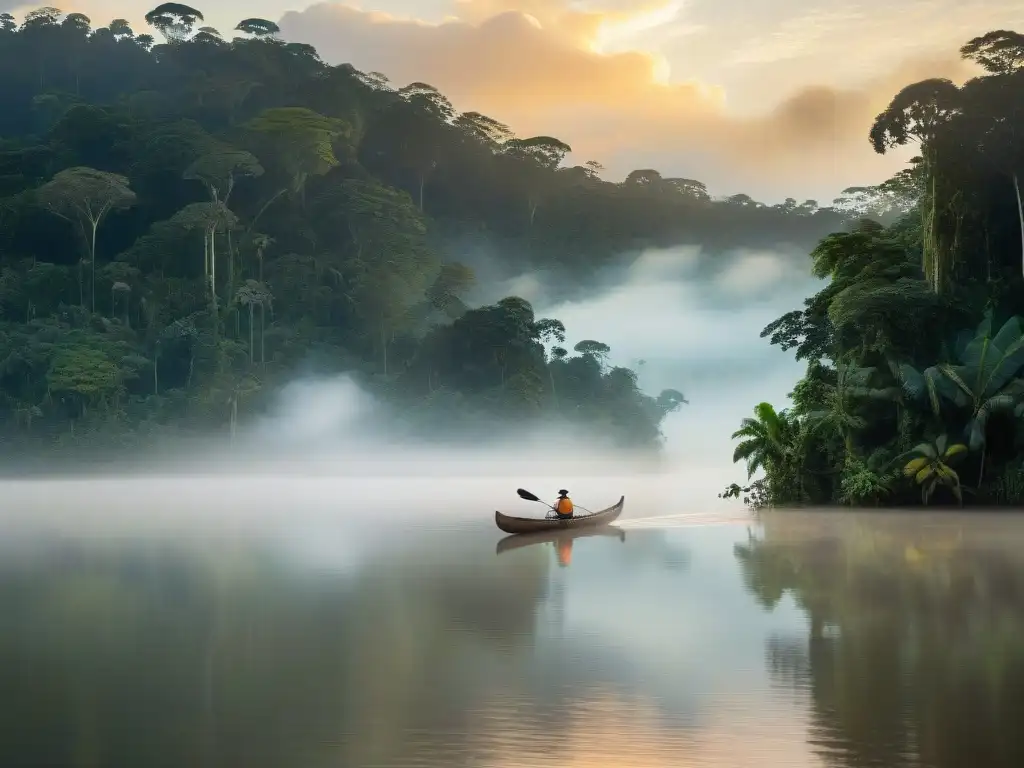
[{"left": 10, "top": 0, "right": 1022, "bottom": 202}]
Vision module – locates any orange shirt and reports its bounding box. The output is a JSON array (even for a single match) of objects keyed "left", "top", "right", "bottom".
[{"left": 555, "top": 497, "right": 574, "bottom": 515}]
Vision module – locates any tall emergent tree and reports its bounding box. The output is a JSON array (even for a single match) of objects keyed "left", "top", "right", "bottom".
[
  {"left": 144, "top": 3, "right": 203, "bottom": 42},
  {"left": 35, "top": 166, "right": 136, "bottom": 313}
]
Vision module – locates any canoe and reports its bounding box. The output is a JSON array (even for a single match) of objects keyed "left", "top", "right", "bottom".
[
  {"left": 495, "top": 526, "right": 626, "bottom": 555},
  {"left": 494, "top": 496, "right": 624, "bottom": 535}
]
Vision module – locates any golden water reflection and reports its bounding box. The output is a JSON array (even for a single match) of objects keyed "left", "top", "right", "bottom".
[{"left": 3, "top": 503, "right": 1024, "bottom": 767}]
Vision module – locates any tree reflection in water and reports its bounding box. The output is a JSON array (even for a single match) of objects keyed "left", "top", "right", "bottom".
[
  {"left": 0, "top": 531, "right": 550, "bottom": 768},
  {"left": 736, "top": 511, "right": 1024, "bottom": 768}
]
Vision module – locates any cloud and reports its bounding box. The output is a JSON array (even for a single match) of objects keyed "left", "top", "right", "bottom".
[{"left": 278, "top": 0, "right": 985, "bottom": 200}]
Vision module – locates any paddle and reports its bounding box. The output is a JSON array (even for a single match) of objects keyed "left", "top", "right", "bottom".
[{"left": 517, "top": 488, "right": 557, "bottom": 513}]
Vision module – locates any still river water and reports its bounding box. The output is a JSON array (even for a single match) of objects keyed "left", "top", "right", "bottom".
[{"left": 1, "top": 475, "right": 1023, "bottom": 768}]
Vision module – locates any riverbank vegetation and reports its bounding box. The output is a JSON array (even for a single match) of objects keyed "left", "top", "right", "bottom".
[{"left": 724, "top": 29, "right": 1024, "bottom": 506}]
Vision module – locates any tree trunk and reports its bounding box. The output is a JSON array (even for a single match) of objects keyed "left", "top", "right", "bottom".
[
  {"left": 260, "top": 303, "right": 265, "bottom": 369},
  {"left": 929, "top": 173, "right": 939, "bottom": 290},
  {"left": 226, "top": 228, "right": 235, "bottom": 309},
  {"left": 248, "top": 303, "right": 254, "bottom": 365},
  {"left": 985, "top": 225, "right": 993, "bottom": 283},
  {"left": 896, "top": 403, "right": 909, "bottom": 452},
  {"left": 208, "top": 230, "right": 219, "bottom": 352},
  {"left": 919, "top": 148, "right": 941, "bottom": 293},
  {"left": 1013, "top": 173, "right": 1024, "bottom": 278},
  {"left": 209, "top": 229, "right": 217, "bottom": 312},
  {"left": 90, "top": 219, "right": 98, "bottom": 313},
  {"left": 418, "top": 176, "right": 425, "bottom": 211},
  {"left": 978, "top": 440, "right": 987, "bottom": 488}
]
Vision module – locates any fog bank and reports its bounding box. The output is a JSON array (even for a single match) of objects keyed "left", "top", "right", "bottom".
[{"left": 1, "top": 243, "right": 816, "bottom": 501}]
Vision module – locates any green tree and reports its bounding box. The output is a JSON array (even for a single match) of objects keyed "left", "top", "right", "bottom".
[
  {"left": 337, "top": 179, "right": 437, "bottom": 372},
  {"left": 35, "top": 167, "right": 136, "bottom": 313},
  {"left": 503, "top": 135, "right": 572, "bottom": 226},
  {"left": 573, "top": 339, "right": 610, "bottom": 365},
  {"left": 732, "top": 402, "right": 793, "bottom": 478},
  {"left": 234, "top": 18, "right": 280, "bottom": 38},
  {"left": 183, "top": 148, "right": 263, "bottom": 205},
  {"left": 869, "top": 78, "right": 961, "bottom": 291},
  {"left": 804, "top": 363, "right": 886, "bottom": 457},
  {"left": 191, "top": 26, "right": 222, "bottom": 45},
  {"left": 184, "top": 149, "right": 263, "bottom": 298},
  {"left": 170, "top": 201, "right": 238, "bottom": 316},
  {"left": 233, "top": 280, "right": 272, "bottom": 367},
  {"left": 390, "top": 82, "right": 456, "bottom": 211},
  {"left": 144, "top": 3, "right": 203, "bottom": 42},
  {"left": 108, "top": 19, "right": 134, "bottom": 39},
  {"left": 731, "top": 403, "right": 806, "bottom": 503},
  {"left": 960, "top": 30, "right": 1024, "bottom": 75},
  {"left": 656, "top": 389, "right": 687, "bottom": 411},
  {"left": 46, "top": 346, "right": 123, "bottom": 421},
  {"left": 245, "top": 107, "right": 348, "bottom": 199},
  {"left": 455, "top": 111, "right": 513, "bottom": 147}
]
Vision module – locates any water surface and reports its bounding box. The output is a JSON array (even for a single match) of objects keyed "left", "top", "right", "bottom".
[{"left": 1, "top": 478, "right": 1022, "bottom": 767}]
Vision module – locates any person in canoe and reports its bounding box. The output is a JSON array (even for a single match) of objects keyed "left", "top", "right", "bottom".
[{"left": 554, "top": 490, "right": 574, "bottom": 519}]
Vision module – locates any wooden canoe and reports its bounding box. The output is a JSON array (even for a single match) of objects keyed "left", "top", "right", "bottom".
[
  {"left": 495, "top": 526, "right": 626, "bottom": 555},
  {"left": 494, "top": 496, "right": 625, "bottom": 535}
]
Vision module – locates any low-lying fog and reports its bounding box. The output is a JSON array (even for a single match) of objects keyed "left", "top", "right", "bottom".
[
  {"left": 494, "top": 245, "right": 817, "bottom": 473},
  {"left": 243, "top": 244, "right": 816, "bottom": 496},
  {"left": 4, "top": 244, "right": 818, "bottom": 513}
]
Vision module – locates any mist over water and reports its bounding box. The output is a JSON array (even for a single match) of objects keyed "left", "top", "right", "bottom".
[
  {"left": 44, "top": 241, "right": 817, "bottom": 500},
  {"left": 200, "top": 242, "right": 816, "bottom": 499}
]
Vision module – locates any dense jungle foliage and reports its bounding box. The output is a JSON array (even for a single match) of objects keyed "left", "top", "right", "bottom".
[
  {"left": 724, "top": 29, "right": 1024, "bottom": 506},
  {"left": 0, "top": 4, "right": 872, "bottom": 458}
]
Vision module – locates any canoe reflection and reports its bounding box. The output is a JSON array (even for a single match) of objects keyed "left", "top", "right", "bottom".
[{"left": 495, "top": 526, "right": 626, "bottom": 566}]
